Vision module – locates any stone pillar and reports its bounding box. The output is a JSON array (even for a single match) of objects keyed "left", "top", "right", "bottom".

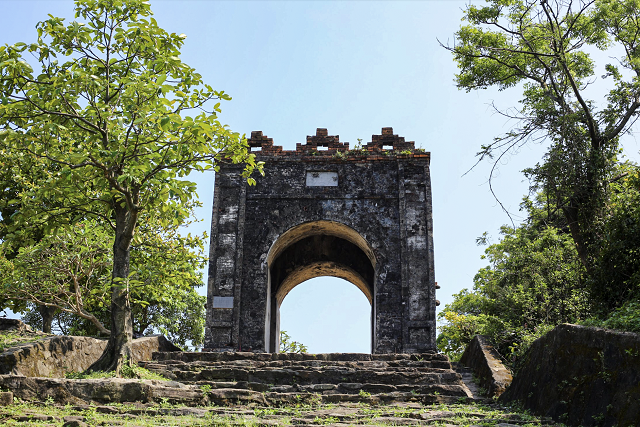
[
  {"left": 204, "top": 164, "right": 246, "bottom": 351},
  {"left": 398, "top": 160, "right": 436, "bottom": 352}
]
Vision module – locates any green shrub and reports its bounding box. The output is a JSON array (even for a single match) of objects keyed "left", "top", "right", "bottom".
[{"left": 581, "top": 301, "right": 640, "bottom": 333}]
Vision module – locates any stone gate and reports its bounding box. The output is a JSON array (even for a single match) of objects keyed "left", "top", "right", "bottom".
[{"left": 204, "top": 128, "right": 437, "bottom": 353}]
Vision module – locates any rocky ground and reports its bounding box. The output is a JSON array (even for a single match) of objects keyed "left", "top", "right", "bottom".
[
  {"left": 0, "top": 324, "right": 568, "bottom": 426},
  {"left": 0, "top": 400, "right": 565, "bottom": 426},
  {"left": 0, "top": 319, "right": 51, "bottom": 353}
]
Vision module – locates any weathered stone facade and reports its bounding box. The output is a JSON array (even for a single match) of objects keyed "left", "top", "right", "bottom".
[
  {"left": 500, "top": 324, "right": 640, "bottom": 427},
  {"left": 205, "top": 128, "right": 436, "bottom": 353}
]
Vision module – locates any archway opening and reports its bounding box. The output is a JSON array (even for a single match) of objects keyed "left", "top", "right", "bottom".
[
  {"left": 279, "top": 276, "right": 371, "bottom": 353},
  {"left": 264, "top": 221, "right": 376, "bottom": 353}
]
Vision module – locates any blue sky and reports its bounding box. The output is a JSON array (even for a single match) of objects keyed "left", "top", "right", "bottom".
[{"left": 2, "top": 1, "right": 639, "bottom": 353}]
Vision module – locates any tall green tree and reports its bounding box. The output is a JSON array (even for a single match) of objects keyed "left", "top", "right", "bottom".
[
  {"left": 1, "top": 214, "right": 208, "bottom": 348},
  {"left": 445, "top": 0, "right": 640, "bottom": 291},
  {"left": 589, "top": 164, "right": 640, "bottom": 311},
  {"left": 437, "top": 198, "right": 589, "bottom": 364},
  {"left": 1, "top": 221, "right": 113, "bottom": 335},
  {"left": 0, "top": 0, "right": 260, "bottom": 373}
]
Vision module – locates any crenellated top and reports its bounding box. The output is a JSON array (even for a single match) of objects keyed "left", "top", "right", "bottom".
[{"left": 246, "top": 128, "right": 428, "bottom": 162}]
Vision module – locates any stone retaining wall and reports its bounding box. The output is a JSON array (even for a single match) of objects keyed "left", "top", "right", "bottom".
[
  {"left": 460, "top": 335, "right": 512, "bottom": 397},
  {"left": 500, "top": 324, "right": 640, "bottom": 427},
  {"left": 1, "top": 334, "right": 180, "bottom": 377}
]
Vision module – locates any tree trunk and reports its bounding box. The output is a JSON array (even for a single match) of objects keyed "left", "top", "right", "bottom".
[
  {"left": 88, "top": 206, "right": 134, "bottom": 374},
  {"left": 37, "top": 305, "right": 56, "bottom": 334},
  {"left": 562, "top": 203, "right": 591, "bottom": 270}
]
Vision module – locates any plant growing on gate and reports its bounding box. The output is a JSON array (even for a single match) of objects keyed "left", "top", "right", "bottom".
[{"left": 279, "top": 330, "right": 308, "bottom": 353}]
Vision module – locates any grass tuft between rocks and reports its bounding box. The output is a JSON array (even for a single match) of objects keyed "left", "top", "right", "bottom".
[
  {"left": 0, "top": 330, "right": 51, "bottom": 353},
  {"left": 65, "top": 358, "right": 169, "bottom": 381}
]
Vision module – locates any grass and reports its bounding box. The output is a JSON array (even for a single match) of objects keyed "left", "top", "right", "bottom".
[
  {"left": 0, "top": 399, "right": 567, "bottom": 427},
  {"left": 65, "top": 363, "right": 169, "bottom": 381},
  {"left": 0, "top": 330, "right": 50, "bottom": 353}
]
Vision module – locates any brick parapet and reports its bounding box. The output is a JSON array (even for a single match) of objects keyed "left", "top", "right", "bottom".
[{"left": 247, "top": 128, "right": 429, "bottom": 163}]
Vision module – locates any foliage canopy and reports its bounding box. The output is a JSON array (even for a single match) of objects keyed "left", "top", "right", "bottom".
[
  {"left": 0, "top": 0, "right": 260, "bottom": 373},
  {"left": 440, "top": 0, "right": 640, "bottom": 363},
  {"left": 445, "top": 0, "right": 640, "bottom": 281}
]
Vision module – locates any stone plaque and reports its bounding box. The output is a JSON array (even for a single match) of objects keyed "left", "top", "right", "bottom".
[
  {"left": 306, "top": 171, "right": 338, "bottom": 187},
  {"left": 212, "top": 296, "right": 234, "bottom": 309}
]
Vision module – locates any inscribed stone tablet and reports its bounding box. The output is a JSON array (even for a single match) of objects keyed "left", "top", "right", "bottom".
[
  {"left": 212, "top": 296, "right": 234, "bottom": 309},
  {"left": 306, "top": 171, "right": 338, "bottom": 186}
]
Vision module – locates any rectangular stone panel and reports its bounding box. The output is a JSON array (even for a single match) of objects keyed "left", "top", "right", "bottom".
[
  {"left": 212, "top": 296, "right": 234, "bottom": 309},
  {"left": 409, "top": 327, "right": 429, "bottom": 344},
  {"left": 306, "top": 171, "right": 338, "bottom": 186}
]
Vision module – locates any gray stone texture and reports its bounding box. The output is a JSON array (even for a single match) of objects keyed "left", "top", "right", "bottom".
[
  {"left": 0, "top": 375, "right": 204, "bottom": 405},
  {"left": 141, "top": 351, "right": 473, "bottom": 406},
  {"left": 0, "top": 391, "right": 12, "bottom": 406},
  {"left": 460, "top": 335, "right": 512, "bottom": 397},
  {"left": 205, "top": 128, "right": 436, "bottom": 353},
  {"left": 0, "top": 331, "right": 180, "bottom": 377},
  {"left": 500, "top": 323, "right": 640, "bottom": 427}
]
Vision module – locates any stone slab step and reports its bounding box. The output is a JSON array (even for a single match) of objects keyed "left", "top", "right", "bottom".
[
  {"left": 189, "top": 379, "right": 469, "bottom": 396},
  {"left": 139, "top": 365, "right": 461, "bottom": 386},
  {"left": 0, "top": 402, "right": 562, "bottom": 426},
  {"left": 0, "top": 374, "right": 205, "bottom": 406},
  {"left": 143, "top": 358, "right": 453, "bottom": 370},
  {"left": 152, "top": 351, "right": 451, "bottom": 365},
  {"left": 264, "top": 391, "right": 472, "bottom": 406},
  {"left": 0, "top": 375, "right": 474, "bottom": 407}
]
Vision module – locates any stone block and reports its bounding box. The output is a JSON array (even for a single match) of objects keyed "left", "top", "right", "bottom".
[
  {"left": 0, "top": 335, "right": 180, "bottom": 377},
  {"left": 0, "top": 391, "right": 13, "bottom": 406},
  {"left": 500, "top": 324, "right": 640, "bottom": 427},
  {"left": 460, "top": 335, "right": 512, "bottom": 397}
]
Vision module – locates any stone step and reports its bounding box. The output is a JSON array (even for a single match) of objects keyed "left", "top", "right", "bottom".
[
  {"left": 0, "top": 372, "right": 475, "bottom": 408},
  {"left": 136, "top": 352, "right": 474, "bottom": 407},
  {"left": 140, "top": 364, "right": 461, "bottom": 386},
  {"left": 0, "top": 401, "right": 562, "bottom": 426},
  {"left": 263, "top": 391, "right": 470, "bottom": 406},
  {"left": 152, "top": 351, "right": 451, "bottom": 366},
  {"left": 144, "top": 358, "right": 452, "bottom": 370},
  {"left": 185, "top": 379, "right": 469, "bottom": 397}
]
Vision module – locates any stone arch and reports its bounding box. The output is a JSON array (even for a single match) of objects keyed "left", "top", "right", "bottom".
[
  {"left": 205, "top": 128, "right": 437, "bottom": 354},
  {"left": 264, "top": 220, "right": 376, "bottom": 352}
]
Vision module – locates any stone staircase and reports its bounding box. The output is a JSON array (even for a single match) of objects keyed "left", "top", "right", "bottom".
[{"left": 139, "top": 351, "right": 476, "bottom": 406}]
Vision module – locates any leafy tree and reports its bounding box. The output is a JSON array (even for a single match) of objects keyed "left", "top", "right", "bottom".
[
  {"left": 0, "top": 153, "right": 53, "bottom": 322},
  {"left": 0, "top": 0, "right": 260, "bottom": 373},
  {"left": 437, "top": 199, "right": 589, "bottom": 364},
  {"left": 1, "top": 221, "right": 112, "bottom": 335},
  {"left": 589, "top": 164, "right": 640, "bottom": 311},
  {"left": 1, "top": 215, "right": 207, "bottom": 348},
  {"left": 445, "top": 0, "right": 640, "bottom": 299}
]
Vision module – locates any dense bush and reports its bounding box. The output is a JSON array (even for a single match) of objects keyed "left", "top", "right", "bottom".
[
  {"left": 438, "top": 168, "right": 640, "bottom": 367},
  {"left": 437, "top": 214, "right": 588, "bottom": 366},
  {"left": 581, "top": 301, "right": 640, "bottom": 334}
]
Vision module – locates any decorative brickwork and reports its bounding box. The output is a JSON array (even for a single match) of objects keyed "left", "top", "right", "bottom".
[
  {"left": 205, "top": 128, "right": 436, "bottom": 353},
  {"left": 246, "top": 127, "right": 427, "bottom": 160}
]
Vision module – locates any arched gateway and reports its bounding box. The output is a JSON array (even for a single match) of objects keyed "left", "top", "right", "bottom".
[{"left": 205, "top": 128, "right": 438, "bottom": 353}]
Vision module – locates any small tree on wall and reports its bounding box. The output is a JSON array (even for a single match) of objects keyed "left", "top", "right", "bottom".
[{"left": 0, "top": 0, "right": 261, "bottom": 374}]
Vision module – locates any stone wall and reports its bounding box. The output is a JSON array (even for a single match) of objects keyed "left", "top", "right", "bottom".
[
  {"left": 459, "top": 335, "right": 512, "bottom": 397},
  {"left": 1, "top": 333, "right": 180, "bottom": 377},
  {"left": 500, "top": 324, "right": 640, "bottom": 427}
]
